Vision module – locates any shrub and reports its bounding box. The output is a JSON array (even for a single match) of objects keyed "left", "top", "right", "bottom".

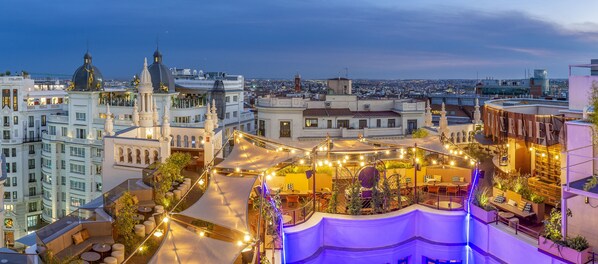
[
  {"left": 115, "top": 192, "right": 138, "bottom": 253},
  {"left": 472, "top": 187, "right": 494, "bottom": 211},
  {"left": 566, "top": 235, "right": 589, "bottom": 252},
  {"left": 412, "top": 128, "right": 429, "bottom": 138},
  {"left": 347, "top": 181, "right": 362, "bottom": 215},
  {"left": 542, "top": 203, "right": 571, "bottom": 242}
]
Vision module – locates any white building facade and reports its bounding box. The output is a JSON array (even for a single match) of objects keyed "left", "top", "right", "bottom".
[
  {"left": 0, "top": 76, "right": 67, "bottom": 245},
  {"left": 256, "top": 93, "right": 425, "bottom": 141}
]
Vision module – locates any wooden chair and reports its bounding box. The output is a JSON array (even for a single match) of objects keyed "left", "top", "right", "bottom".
[
  {"left": 427, "top": 186, "right": 440, "bottom": 194},
  {"left": 286, "top": 195, "right": 300, "bottom": 208},
  {"left": 459, "top": 184, "right": 470, "bottom": 195},
  {"left": 446, "top": 186, "right": 459, "bottom": 196}
]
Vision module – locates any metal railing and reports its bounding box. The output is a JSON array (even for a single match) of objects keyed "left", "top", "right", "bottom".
[
  {"left": 492, "top": 213, "right": 541, "bottom": 239},
  {"left": 282, "top": 198, "right": 315, "bottom": 227}
]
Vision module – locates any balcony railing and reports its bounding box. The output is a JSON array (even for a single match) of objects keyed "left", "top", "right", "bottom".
[{"left": 22, "top": 137, "right": 41, "bottom": 143}]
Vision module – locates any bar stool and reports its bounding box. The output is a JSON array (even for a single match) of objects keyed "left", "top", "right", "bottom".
[
  {"left": 112, "top": 243, "right": 124, "bottom": 253},
  {"left": 111, "top": 250, "right": 124, "bottom": 264},
  {"left": 173, "top": 190, "right": 182, "bottom": 200},
  {"left": 166, "top": 192, "right": 174, "bottom": 200},
  {"left": 134, "top": 224, "right": 146, "bottom": 237},
  {"left": 104, "top": 257, "right": 117, "bottom": 264},
  {"left": 144, "top": 220, "right": 156, "bottom": 235}
]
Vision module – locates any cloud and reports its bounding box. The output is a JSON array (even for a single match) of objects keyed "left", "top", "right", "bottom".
[{"left": 0, "top": 1, "right": 596, "bottom": 79}]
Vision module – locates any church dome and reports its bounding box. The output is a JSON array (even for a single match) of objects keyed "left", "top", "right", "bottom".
[
  {"left": 71, "top": 52, "right": 104, "bottom": 92},
  {"left": 147, "top": 49, "right": 175, "bottom": 93}
]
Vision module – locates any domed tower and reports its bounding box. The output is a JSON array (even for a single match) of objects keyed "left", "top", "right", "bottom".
[
  {"left": 147, "top": 49, "right": 175, "bottom": 93},
  {"left": 71, "top": 52, "right": 104, "bottom": 91}
]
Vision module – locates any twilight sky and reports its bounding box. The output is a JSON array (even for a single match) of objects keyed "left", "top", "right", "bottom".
[{"left": 1, "top": 0, "right": 598, "bottom": 79}]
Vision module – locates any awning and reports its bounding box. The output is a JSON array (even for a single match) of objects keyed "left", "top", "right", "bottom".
[
  {"left": 15, "top": 233, "right": 36, "bottom": 246},
  {"left": 149, "top": 222, "right": 241, "bottom": 264},
  {"left": 179, "top": 173, "right": 257, "bottom": 234},
  {"left": 216, "top": 138, "right": 299, "bottom": 171}
]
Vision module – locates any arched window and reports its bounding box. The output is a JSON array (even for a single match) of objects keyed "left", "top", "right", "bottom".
[
  {"left": 176, "top": 135, "right": 181, "bottom": 147},
  {"left": 184, "top": 135, "right": 189, "bottom": 148},
  {"left": 144, "top": 149, "right": 150, "bottom": 164},
  {"left": 136, "top": 149, "right": 141, "bottom": 164},
  {"left": 191, "top": 136, "right": 196, "bottom": 148},
  {"left": 127, "top": 148, "right": 133, "bottom": 163},
  {"left": 118, "top": 147, "right": 124, "bottom": 162},
  {"left": 153, "top": 150, "right": 159, "bottom": 163}
]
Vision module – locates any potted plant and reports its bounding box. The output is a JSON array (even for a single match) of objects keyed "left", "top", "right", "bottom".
[
  {"left": 538, "top": 205, "right": 592, "bottom": 264},
  {"left": 115, "top": 191, "right": 139, "bottom": 254},
  {"left": 470, "top": 187, "right": 497, "bottom": 223},
  {"left": 347, "top": 180, "right": 362, "bottom": 215},
  {"left": 326, "top": 183, "right": 339, "bottom": 214}
]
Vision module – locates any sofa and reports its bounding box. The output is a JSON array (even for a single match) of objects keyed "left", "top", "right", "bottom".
[{"left": 43, "top": 221, "right": 114, "bottom": 260}]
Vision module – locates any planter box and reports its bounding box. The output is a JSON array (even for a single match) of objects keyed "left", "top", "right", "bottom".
[
  {"left": 538, "top": 236, "right": 592, "bottom": 264},
  {"left": 470, "top": 204, "right": 497, "bottom": 223}
]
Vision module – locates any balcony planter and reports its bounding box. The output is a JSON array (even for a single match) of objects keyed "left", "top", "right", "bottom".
[
  {"left": 538, "top": 236, "right": 592, "bottom": 264},
  {"left": 470, "top": 203, "right": 497, "bottom": 223}
]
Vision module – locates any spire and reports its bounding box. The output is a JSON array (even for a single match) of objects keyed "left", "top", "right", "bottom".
[
  {"left": 424, "top": 100, "right": 433, "bottom": 127},
  {"left": 139, "top": 58, "right": 152, "bottom": 91},
  {"left": 204, "top": 102, "right": 214, "bottom": 133},
  {"left": 161, "top": 104, "right": 171, "bottom": 140},
  {"left": 211, "top": 99, "right": 219, "bottom": 129},
  {"left": 439, "top": 102, "right": 449, "bottom": 138},
  {"left": 132, "top": 99, "right": 140, "bottom": 126},
  {"left": 104, "top": 104, "right": 114, "bottom": 136},
  {"left": 153, "top": 98, "right": 159, "bottom": 126},
  {"left": 473, "top": 98, "right": 481, "bottom": 125}
]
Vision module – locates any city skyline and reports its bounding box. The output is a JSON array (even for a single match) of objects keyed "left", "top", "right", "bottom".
[{"left": 1, "top": 1, "right": 598, "bottom": 79}]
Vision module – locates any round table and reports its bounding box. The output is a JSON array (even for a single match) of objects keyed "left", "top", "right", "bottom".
[
  {"left": 498, "top": 212, "right": 515, "bottom": 219},
  {"left": 282, "top": 215, "right": 293, "bottom": 224},
  {"left": 434, "top": 201, "right": 462, "bottom": 209},
  {"left": 93, "top": 243, "right": 111, "bottom": 257},
  {"left": 81, "top": 252, "right": 101, "bottom": 263},
  {"left": 138, "top": 206, "right": 152, "bottom": 214}
]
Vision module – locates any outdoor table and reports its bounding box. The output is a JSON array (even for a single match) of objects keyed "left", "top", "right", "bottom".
[
  {"left": 81, "top": 251, "right": 101, "bottom": 263},
  {"left": 434, "top": 201, "right": 462, "bottom": 209},
  {"left": 498, "top": 212, "right": 515, "bottom": 219},
  {"left": 138, "top": 206, "right": 152, "bottom": 214},
  {"left": 93, "top": 243, "right": 111, "bottom": 257}
]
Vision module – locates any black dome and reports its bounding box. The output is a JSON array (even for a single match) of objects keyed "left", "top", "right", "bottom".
[
  {"left": 71, "top": 52, "right": 104, "bottom": 92},
  {"left": 147, "top": 49, "right": 175, "bottom": 93}
]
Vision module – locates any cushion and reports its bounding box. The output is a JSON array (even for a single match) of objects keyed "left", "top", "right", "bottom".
[
  {"left": 459, "top": 177, "right": 464, "bottom": 182},
  {"left": 433, "top": 175, "right": 442, "bottom": 182},
  {"left": 452, "top": 176, "right": 460, "bottom": 182},
  {"left": 80, "top": 229, "right": 90, "bottom": 241},
  {"left": 517, "top": 202, "right": 526, "bottom": 211},
  {"left": 523, "top": 203, "right": 532, "bottom": 213},
  {"left": 72, "top": 232, "right": 84, "bottom": 245},
  {"left": 494, "top": 196, "right": 505, "bottom": 203},
  {"left": 507, "top": 199, "right": 517, "bottom": 207}
]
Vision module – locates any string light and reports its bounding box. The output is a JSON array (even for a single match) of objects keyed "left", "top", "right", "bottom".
[
  {"left": 199, "top": 179, "right": 205, "bottom": 186},
  {"left": 360, "top": 161, "right": 365, "bottom": 167},
  {"left": 399, "top": 155, "right": 404, "bottom": 159},
  {"left": 415, "top": 158, "right": 420, "bottom": 163},
  {"left": 344, "top": 155, "right": 349, "bottom": 160},
  {"left": 305, "top": 151, "right": 311, "bottom": 156},
  {"left": 385, "top": 150, "right": 390, "bottom": 155},
  {"left": 138, "top": 246, "right": 145, "bottom": 252},
  {"left": 299, "top": 159, "right": 305, "bottom": 165},
  {"left": 237, "top": 241, "right": 243, "bottom": 246},
  {"left": 458, "top": 150, "right": 463, "bottom": 155},
  {"left": 541, "top": 153, "right": 546, "bottom": 157},
  {"left": 506, "top": 143, "right": 509, "bottom": 147},
  {"left": 470, "top": 160, "right": 475, "bottom": 165},
  {"left": 199, "top": 231, "right": 206, "bottom": 237},
  {"left": 163, "top": 217, "right": 169, "bottom": 223},
  {"left": 235, "top": 168, "right": 240, "bottom": 172},
  {"left": 291, "top": 149, "right": 296, "bottom": 154},
  {"left": 444, "top": 144, "right": 450, "bottom": 149},
  {"left": 359, "top": 156, "right": 364, "bottom": 161},
  {"left": 529, "top": 147, "right": 533, "bottom": 151},
  {"left": 266, "top": 174, "right": 272, "bottom": 181},
  {"left": 244, "top": 234, "right": 251, "bottom": 242},
  {"left": 154, "top": 230, "right": 163, "bottom": 237},
  {"left": 555, "top": 155, "right": 559, "bottom": 160},
  {"left": 449, "top": 161, "right": 455, "bottom": 166},
  {"left": 432, "top": 160, "right": 437, "bottom": 165}
]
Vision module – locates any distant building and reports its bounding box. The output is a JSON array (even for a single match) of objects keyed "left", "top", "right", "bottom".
[
  {"left": 294, "top": 73, "right": 301, "bottom": 93},
  {"left": 476, "top": 69, "right": 550, "bottom": 97},
  {"left": 327, "top": 77, "right": 352, "bottom": 95},
  {"left": 256, "top": 86, "right": 425, "bottom": 141}
]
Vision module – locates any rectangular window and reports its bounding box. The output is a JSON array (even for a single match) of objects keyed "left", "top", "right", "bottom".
[
  {"left": 41, "top": 115, "right": 46, "bottom": 126},
  {"left": 258, "top": 120, "right": 265, "bottom": 136},
  {"left": 49, "top": 126, "right": 56, "bottom": 135},
  {"left": 225, "top": 96, "right": 230, "bottom": 103},
  {"left": 12, "top": 89, "right": 17, "bottom": 111},
  {"left": 305, "top": 118, "right": 318, "bottom": 128},
  {"left": 27, "top": 215, "right": 40, "bottom": 228},
  {"left": 13, "top": 116, "right": 18, "bottom": 125},
  {"left": 28, "top": 116, "right": 34, "bottom": 128},
  {"left": 359, "top": 119, "right": 367, "bottom": 129},
  {"left": 233, "top": 111, "right": 238, "bottom": 118},
  {"left": 70, "top": 164, "right": 86, "bottom": 174},
  {"left": 42, "top": 158, "right": 52, "bottom": 169},
  {"left": 28, "top": 173, "right": 36, "bottom": 183},
  {"left": 61, "top": 127, "right": 67, "bottom": 136},
  {"left": 280, "top": 121, "right": 291, "bottom": 138},
  {"left": 233, "top": 95, "right": 238, "bottom": 102},
  {"left": 28, "top": 145, "right": 35, "bottom": 154},
  {"left": 2, "top": 116, "right": 8, "bottom": 127},
  {"left": 29, "top": 187, "right": 36, "bottom": 196},
  {"left": 61, "top": 192, "right": 66, "bottom": 202},
  {"left": 4, "top": 192, "right": 9, "bottom": 200},
  {"left": 3, "top": 130, "right": 10, "bottom": 140},
  {"left": 61, "top": 160, "right": 65, "bottom": 170},
  {"left": 42, "top": 143, "right": 51, "bottom": 152},
  {"left": 11, "top": 162, "right": 16, "bottom": 173},
  {"left": 1, "top": 89, "right": 9, "bottom": 109},
  {"left": 2, "top": 148, "right": 8, "bottom": 157},
  {"left": 60, "top": 144, "right": 65, "bottom": 153},
  {"left": 12, "top": 191, "right": 17, "bottom": 200},
  {"left": 75, "top": 112, "right": 86, "bottom": 121},
  {"left": 3, "top": 178, "right": 9, "bottom": 187},
  {"left": 337, "top": 120, "right": 349, "bottom": 128},
  {"left": 70, "top": 197, "right": 86, "bottom": 207},
  {"left": 225, "top": 112, "right": 230, "bottom": 119},
  {"left": 61, "top": 176, "right": 66, "bottom": 186},
  {"left": 76, "top": 128, "right": 86, "bottom": 139},
  {"left": 327, "top": 120, "right": 332, "bottom": 128},
  {"left": 70, "top": 180, "right": 86, "bottom": 191},
  {"left": 28, "top": 159, "right": 35, "bottom": 169},
  {"left": 388, "top": 119, "right": 396, "bottom": 128},
  {"left": 29, "top": 203, "right": 37, "bottom": 213},
  {"left": 376, "top": 119, "right": 381, "bottom": 128},
  {"left": 70, "top": 147, "right": 85, "bottom": 158},
  {"left": 12, "top": 176, "right": 16, "bottom": 186},
  {"left": 11, "top": 148, "right": 15, "bottom": 157}
]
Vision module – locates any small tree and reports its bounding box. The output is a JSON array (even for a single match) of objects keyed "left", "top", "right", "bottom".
[
  {"left": 381, "top": 175, "right": 392, "bottom": 212},
  {"left": 347, "top": 181, "right": 362, "bottom": 215},
  {"left": 155, "top": 162, "right": 177, "bottom": 206},
  {"left": 543, "top": 203, "right": 571, "bottom": 242},
  {"left": 168, "top": 152, "right": 192, "bottom": 174},
  {"left": 370, "top": 177, "right": 384, "bottom": 214},
  {"left": 326, "top": 182, "right": 338, "bottom": 214},
  {"left": 115, "top": 192, "right": 138, "bottom": 253},
  {"left": 412, "top": 128, "right": 429, "bottom": 138}
]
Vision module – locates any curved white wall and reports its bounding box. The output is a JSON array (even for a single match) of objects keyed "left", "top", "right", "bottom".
[{"left": 284, "top": 205, "right": 566, "bottom": 264}]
